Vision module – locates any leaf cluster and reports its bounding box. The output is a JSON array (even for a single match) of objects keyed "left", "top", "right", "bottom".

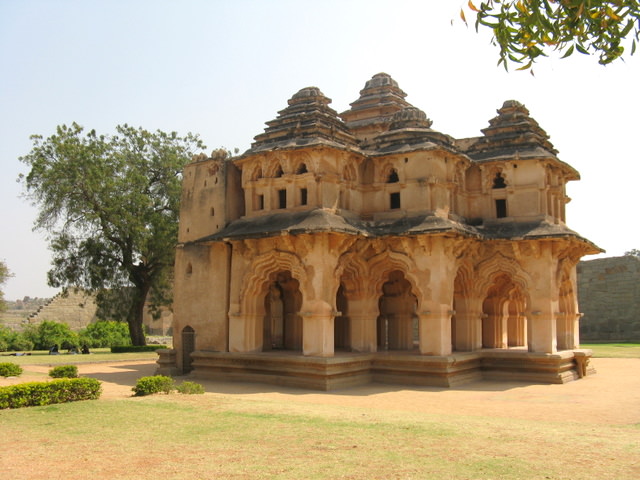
[
  {"left": 18, "top": 124, "right": 206, "bottom": 339},
  {"left": 465, "top": 0, "right": 640, "bottom": 69}
]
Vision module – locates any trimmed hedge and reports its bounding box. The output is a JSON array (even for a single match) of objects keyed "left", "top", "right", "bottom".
[
  {"left": 0, "top": 378, "right": 102, "bottom": 409},
  {"left": 111, "top": 345, "right": 168, "bottom": 353},
  {"left": 176, "top": 381, "right": 205, "bottom": 395},
  {"left": 132, "top": 375, "right": 174, "bottom": 396},
  {"left": 49, "top": 365, "right": 79, "bottom": 378},
  {"left": 0, "top": 362, "right": 23, "bottom": 378}
]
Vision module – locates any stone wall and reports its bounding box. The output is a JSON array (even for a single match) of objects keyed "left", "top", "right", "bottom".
[
  {"left": 26, "top": 290, "right": 98, "bottom": 330},
  {"left": 24, "top": 289, "right": 172, "bottom": 335},
  {"left": 577, "top": 256, "right": 640, "bottom": 341}
]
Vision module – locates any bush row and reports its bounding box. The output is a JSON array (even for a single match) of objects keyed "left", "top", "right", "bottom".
[
  {"left": 132, "top": 375, "right": 204, "bottom": 396},
  {"left": 0, "top": 378, "right": 102, "bottom": 409},
  {"left": 111, "top": 345, "right": 168, "bottom": 353},
  {"left": 0, "top": 320, "right": 133, "bottom": 352}
]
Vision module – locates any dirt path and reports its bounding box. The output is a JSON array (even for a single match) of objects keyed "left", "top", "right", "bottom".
[{"left": 3, "top": 357, "right": 639, "bottom": 425}]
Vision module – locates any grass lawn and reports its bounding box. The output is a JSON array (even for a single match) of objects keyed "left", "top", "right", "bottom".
[
  {"left": 581, "top": 342, "right": 640, "bottom": 358},
  {"left": 1, "top": 347, "right": 161, "bottom": 366},
  {"left": 1, "top": 344, "right": 638, "bottom": 479},
  {"left": 2, "top": 390, "right": 638, "bottom": 480}
]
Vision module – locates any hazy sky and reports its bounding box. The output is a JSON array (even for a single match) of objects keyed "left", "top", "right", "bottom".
[{"left": 1, "top": 0, "right": 639, "bottom": 301}]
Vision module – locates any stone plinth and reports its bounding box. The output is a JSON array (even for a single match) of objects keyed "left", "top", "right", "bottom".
[{"left": 163, "top": 348, "right": 594, "bottom": 391}]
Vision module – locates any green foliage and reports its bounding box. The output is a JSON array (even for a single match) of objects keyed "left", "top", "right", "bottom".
[
  {"left": 0, "top": 378, "right": 101, "bottom": 409},
  {"left": 176, "top": 381, "right": 205, "bottom": 394},
  {"left": 132, "top": 375, "right": 175, "bottom": 396},
  {"left": 79, "top": 320, "right": 132, "bottom": 348},
  {"left": 0, "top": 326, "right": 33, "bottom": 352},
  {"left": 0, "top": 260, "right": 12, "bottom": 312},
  {"left": 19, "top": 123, "right": 206, "bottom": 345},
  {"left": 49, "top": 365, "right": 79, "bottom": 378},
  {"left": 22, "top": 320, "right": 78, "bottom": 351},
  {"left": 111, "top": 345, "right": 167, "bottom": 353},
  {"left": 465, "top": 0, "right": 640, "bottom": 69},
  {"left": 0, "top": 362, "right": 23, "bottom": 377}
]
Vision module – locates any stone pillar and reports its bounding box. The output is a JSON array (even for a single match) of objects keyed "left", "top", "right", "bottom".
[
  {"left": 349, "top": 302, "right": 378, "bottom": 353},
  {"left": 556, "top": 313, "right": 579, "bottom": 350},
  {"left": 302, "top": 301, "right": 334, "bottom": 357},
  {"left": 418, "top": 305, "right": 453, "bottom": 356},
  {"left": 388, "top": 313, "right": 414, "bottom": 350},
  {"left": 527, "top": 308, "right": 557, "bottom": 353}
]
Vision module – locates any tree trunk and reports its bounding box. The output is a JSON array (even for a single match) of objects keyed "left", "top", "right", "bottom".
[{"left": 127, "top": 285, "right": 149, "bottom": 346}]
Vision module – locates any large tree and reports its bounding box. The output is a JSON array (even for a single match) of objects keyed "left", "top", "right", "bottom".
[
  {"left": 0, "top": 260, "right": 12, "bottom": 312},
  {"left": 464, "top": 0, "right": 640, "bottom": 69},
  {"left": 20, "top": 123, "right": 205, "bottom": 345}
]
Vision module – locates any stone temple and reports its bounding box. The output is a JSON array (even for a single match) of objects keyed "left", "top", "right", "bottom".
[{"left": 157, "top": 73, "right": 600, "bottom": 389}]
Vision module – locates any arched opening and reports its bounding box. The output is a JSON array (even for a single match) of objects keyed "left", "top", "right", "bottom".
[
  {"left": 387, "top": 168, "right": 399, "bottom": 183},
  {"left": 377, "top": 270, "right": 418, "bottom": 351},
  {"left": 295, "top": 163, "right": 308, "bottom": 174},
  {"left": 262, "top": 270, "right": 302, "bottom": 351},
  {"left": 181, "top": 326, "right": 195, "bottom": 373},
  {"left": 334, "top": 284, "right": 350, "bottom": 351},
  {"left": 274, "top": 165, "right": 284, "bottom": 178},
  {"left": 481, "top": 274, "right": 526, "bottom": 348}
]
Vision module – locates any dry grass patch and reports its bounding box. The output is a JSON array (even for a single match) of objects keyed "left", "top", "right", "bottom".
[{"left": 1, "top": 392, "right": 638, "bottom": 480}]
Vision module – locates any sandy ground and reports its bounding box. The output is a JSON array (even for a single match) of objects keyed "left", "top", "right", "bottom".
[{"left": 3, "top": 357, "right": 639, "bottom": 426}]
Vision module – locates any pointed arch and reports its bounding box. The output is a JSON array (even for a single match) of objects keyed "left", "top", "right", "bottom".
[
  {"left": 240, "top": 250, "right": 308, "bottom": 316},
  {"left": 475, "top": 253, "right": 531, "bottom": 349},
  {"left": 368, "top": 249, "right": 425, "bottom": 309}
]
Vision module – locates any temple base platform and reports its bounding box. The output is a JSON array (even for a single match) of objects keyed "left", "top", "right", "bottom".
[{"left": 157, "top": 348, "right": 595, "bottom": 391}]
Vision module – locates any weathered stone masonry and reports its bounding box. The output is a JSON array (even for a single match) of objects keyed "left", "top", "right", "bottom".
[
  {"left": 158, "top": 73, "right": 600, "bottom": 389},
  {"left": 578, "top": 256, "right": 640, "bottom": 341}
]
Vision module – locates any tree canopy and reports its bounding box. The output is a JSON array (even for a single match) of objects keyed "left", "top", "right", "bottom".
[
  {"left": 0, "top": 260, "right": 12, "bottom": 312},
  {"left": 19, "top": 123, "right": 205, "bottom": 345},
  {"left": 464, "top": 0, "right": 640, "bottom": 69}
]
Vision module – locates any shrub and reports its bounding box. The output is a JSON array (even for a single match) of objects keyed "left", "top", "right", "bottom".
[
  {"left": 112, "top": 345, "right": 167, "bottom": 353},
  {"left": 49, "top": 365, "right": 79, "bottom": 378},
  {"left": 176, "top": 381, "right": 205, "bottom": 395},
  {"left": 0, "top": 378, "right": 102, "bottom": 409},
  {"left": 79, "top": 321, "right": 132, "bottom": 348},
  {"left": 0, "top": 362, "right": 23, "bottom": 377},
  {"left": 132, "top": 375, "right": 174, "bottom": 396},
  {"left": 22, "top": 321, "right": 78, "bottom": 351},
  {"left": 10, "top": 335, "right": 34, "bottom": 352}
]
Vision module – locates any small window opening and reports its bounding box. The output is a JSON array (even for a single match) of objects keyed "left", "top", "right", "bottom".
[
  {"left": 210, "top": 207, "right": 215, "bottom": 216},
  {"left": 186, "top": 263, "right": 193, "bottom": 276},
  {"left": 300, "top": 188, "right": 308, "bottom": 206},
  {"left": 256, "top": 194, "right": 264, "bottom": 210},
  {"left": 390, "top": 192, "right": 401, "bottom": 209},
  {"left": 492, "top": 172, "right": 506, "bottom": 189},
  {"left": 387, "top": 168, "right": 399, "bottom": 183},
  {"left": 275, "top": 166, "right": 284, "bottom": 178},
  {"left": 296, "top": 163, "right": 308, "bottom": 174},
  {"left": 496, "top": 199, "right": 507, "bottom": 218},
  {"left": 278, "top": 189, "right": 287, "bottom": 209}
]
